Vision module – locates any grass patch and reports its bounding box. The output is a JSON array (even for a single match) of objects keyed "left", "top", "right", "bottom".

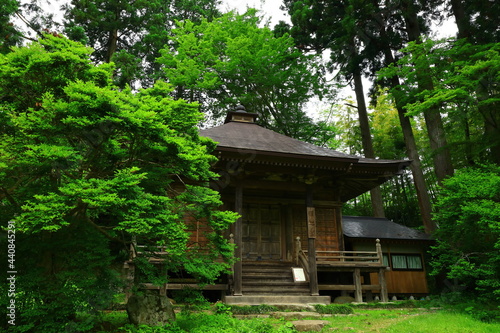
[
  {"left": 106, "top": 308, "right": 500, "bottom": 332},
  {"left": 314, "top": 303, "right": 354, "bottom": 314},
  {"left": 93, "top": 296, "right": 500, "bottom": 332},
  {"left": 115, "top": 313, "right": 292, "bottom": 333},
  {"left": 93, "top": 311, "right": 129, "bottom": 332},
  {"left": 318, "top": 309, "right": 500, "bottom": 332},
  {"left": 352, "top": 300, "right": 429, "bottom": 309},
  {"left": 320, "top": 308, "right": 426, "bottom": 331},
  {"left": 382, "top": 311, "right": 500, "bottom": 333}
]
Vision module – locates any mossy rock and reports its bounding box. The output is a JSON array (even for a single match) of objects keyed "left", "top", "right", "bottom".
[{"left": 126, "top": 291, "right": 175, "bottom": 326}]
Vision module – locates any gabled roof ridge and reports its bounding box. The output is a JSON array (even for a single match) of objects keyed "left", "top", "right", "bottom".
[
  {"left": 201, "top": 121, "right": 361, "bottom": 160},
  {"left": 234, "top": 121, "right": 360, "bottom": 158}
]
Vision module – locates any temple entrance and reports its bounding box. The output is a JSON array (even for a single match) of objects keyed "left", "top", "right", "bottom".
[{"left": 242, "top": 204, "right": 281, "bottom": 260}]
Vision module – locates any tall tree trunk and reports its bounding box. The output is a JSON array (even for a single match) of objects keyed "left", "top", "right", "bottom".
[
  {"left": 476, "top": 79, "right": 500, "bottom": 165},
  {"left": 401, "top": 0, "right": 454, "bottom": 184},
  {"left": 374, "top": 6, "right": 437, "bottom": 233},
  {"left": 352, "top": 70, "right": 385, "bottom": 217},
  {"left": 449, "top": 0, "right": 471, "bottom": 40},
  {"left": 462, "top": 111, "right": 475, "bottom": 166},
  {"left": 391, "top": 77, "right": 437, "bottom": 233},
  {"left": 449, "top": 1, "right": 500, "bottom": 165},
  {"left": 106, "top": 28, "right": 118, "bottom": 63}
]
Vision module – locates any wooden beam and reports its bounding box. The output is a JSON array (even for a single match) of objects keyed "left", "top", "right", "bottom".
[
  {"left": 222, "top": 195, "right": 343, "bottom": 207},
  {"left": 318, "top": 285, "right": 356, "bottom": 291},
  {"left": 318, "top": 284, "right": 382, "bottom": 291},
  {"left": 379, "top": 268, "right": 388, "bottom": 302},
  {"left": 307, "top": 207, "right": 316, "bottom": 238},
  {"left": 241, "top": 179, "right": 306, "bottom": 192},
  {"left": 234, "top": 183, "right": 243, "bottom": 296},
  {"left": 306, "top": 185, "right": 319, "bottom": 296},
  {"left": 285, "top": 206, "right": 293, "bottom": 262},
  {"left": 354, "top": 268, "right": 363, "bottom": 302},
  {"left": 316, "top": 261, "right": 384, "bottom": 267},
  {"left": 335, "top": 206, "right": 344, "bottom": 251},
  {"left": 167, "top": 284, "right": 228, "bottom": 290}
]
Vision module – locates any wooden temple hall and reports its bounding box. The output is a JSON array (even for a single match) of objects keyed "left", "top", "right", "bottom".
[
  {"left": 198, "top": 105, "right": 420, "bottom": 305},
  {"left": 127, "top": 105, "right": 432, "bottom": 305}
]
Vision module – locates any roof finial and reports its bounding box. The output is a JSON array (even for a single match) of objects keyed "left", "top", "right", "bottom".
[
  {"left": 224, "top": 104, "right": 258, "bottom": 124},
  {"left": 235, "top": 104, "right": 246, "bottom": 113}
]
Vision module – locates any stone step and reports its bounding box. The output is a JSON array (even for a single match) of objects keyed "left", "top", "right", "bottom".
[
  {"left": 242, "top": 268, "right": 294, "bottom": 274},
  {"left": 242, "top": 273, "right": 293, "bottom": 280},
  {"left": 242, "top": 285, "right": 310, "bottom": 294},
  {"left": 242, "top": 280, "right": 308, "bottom": 286},
  {"left": 224, "top": 295, "right": 331, "bottom": 305},
  {"left": 243, "top": 265, "right": 294, "bottom": 270},
  {"left": 242, "top": 260, "right": 294, "bottom": 267},
  {"left": 238, "top": 262, "right": 311, "bottom": 297},
  {"left": 242, "top": 286, "right": 310, "bottom": 293},
  {"left": 243, "top": 264, "right": 294, "bottom": 272},
  {"left": 242, "top": 290, "right": 310, "bottom": 294}
]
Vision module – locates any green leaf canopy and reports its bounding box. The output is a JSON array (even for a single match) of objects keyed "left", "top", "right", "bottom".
[{"left": 0, "top": 34, "right": 236, "bottom": 330}]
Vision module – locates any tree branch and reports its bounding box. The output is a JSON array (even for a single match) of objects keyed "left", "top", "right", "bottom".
[
  {"left": 69, "top": 201, "right": 127, "bottom": 245},
  {"left": 15, "top": 11, "right": 42, "bottom": 41}
]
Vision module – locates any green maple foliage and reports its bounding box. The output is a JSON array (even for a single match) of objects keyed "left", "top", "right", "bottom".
[{"left": 0, "top": 35, "right": 237, "bottom": 331}]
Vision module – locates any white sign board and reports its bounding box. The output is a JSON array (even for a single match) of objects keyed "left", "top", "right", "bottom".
[{"left": 292, "top": 267, "right": 306, "bottom": 282}]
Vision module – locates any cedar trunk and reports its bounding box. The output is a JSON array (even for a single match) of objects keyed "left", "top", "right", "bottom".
[
  {"left": 402, "top": 0, "right": 454, "bottom": 184},
  {"left": 353, "top": 71, "right": 385, "bottom": 218},
  {"left": 375, "top": 6, "right": 437, "bottom": 233}
]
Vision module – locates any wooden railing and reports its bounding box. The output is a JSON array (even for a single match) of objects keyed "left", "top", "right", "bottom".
[
  {"left": 294, "top": 237, "right": 384, "bottom": 268},
  {"left": 294, "top": 237, "right": 310, "bottom": 279},
  {"left": 129, "top": 244, "right": 170, "bottom": 263},
  {"left": 293, "top": 236, "right": 388, "bottom": 302}
]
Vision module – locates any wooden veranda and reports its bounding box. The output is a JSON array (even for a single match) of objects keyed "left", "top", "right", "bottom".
[{"left": 294, "top": 237, "right": 389, "bottom": 302}]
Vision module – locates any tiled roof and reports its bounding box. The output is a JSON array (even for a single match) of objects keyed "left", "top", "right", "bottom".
[
  {"left": 201, "top": 121, "right": 407, "bottom": 165},
  {"left": 342, "top": 216, "right": 431, "bottom": 240}
]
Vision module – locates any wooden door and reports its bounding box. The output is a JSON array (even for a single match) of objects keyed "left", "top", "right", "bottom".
[{"left": 242, "top": 204, "right": 281, "bottom": 260}]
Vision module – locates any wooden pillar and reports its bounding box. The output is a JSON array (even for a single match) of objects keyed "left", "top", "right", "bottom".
[
  {"left": 354, "top": 268, "right": 362, "bottom": 302},
  {"left": 333, "top": 189, "right": 344, "bottom": 251},
  {"left": 306, "top": 185, "right": 319, "bottom": 296},
  {"left": 376, "top": 239, "right": 388, "bottom": 302},
  {"left": 285, "top": 206, "right": 294, "bottom": 262},
  {"left": 233, "top": 184, "right": 243, "bottom": 296},
  {"left": 379, "top": 268, "right": 388, "bottom": 302},
  {"left": 375, "top": 239, "right": 383, "bottom": 264}
]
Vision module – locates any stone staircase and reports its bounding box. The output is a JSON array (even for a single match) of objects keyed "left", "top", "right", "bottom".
[
  {"left": 241, "top": 261, "right": 310, "bottom": 295},
  {"left": 224, "top": 261, "right": 331, "bottom": 305}
]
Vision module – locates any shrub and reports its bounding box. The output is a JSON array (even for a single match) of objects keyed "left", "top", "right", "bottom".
[
  {"left": 430, "top": 164, "right": 500, "bottom": 303},
  {"left": 176, "top": 312, "right": 299, "bottom": 333},
  {"left": 214, "top": 302, "right": 233, "bottom": 315},
  {"left": 464, "top": 305, "right": 500, "bottom": 323},
  {"left": 314, "top": 303, "right": 354, "bottom": 314},
  {"left": 171, "top": 287, "right": 210, "bottom": 311},
  {"left": 118, "top": 323, "right": 185, "bottom": 333}
]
